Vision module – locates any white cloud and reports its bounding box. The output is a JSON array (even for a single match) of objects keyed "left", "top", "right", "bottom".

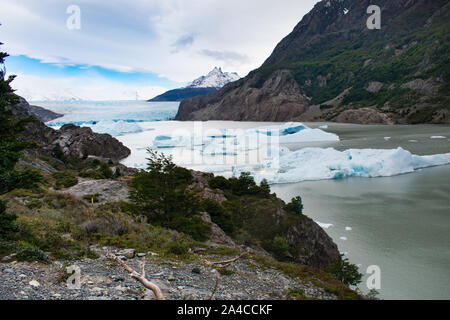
[
  {"left": 0, "top": 0, "right": 318, "bottom": 82},
  {"left": 10, "top": 73, "right": 167, "bottom": 101}
]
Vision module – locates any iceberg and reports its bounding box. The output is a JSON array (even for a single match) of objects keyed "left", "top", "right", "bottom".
[
  {"left": 315, "top": 221, "right": 334, "bottom": 229},
  {"left": 87, "top": 120, "right": 143, "bottom": 136},
  {"left": 153, "top": 135, "right": 187, "bottom": 148},
  {"left": 250, "top": 147, "right": 450, "bottom": 184}
]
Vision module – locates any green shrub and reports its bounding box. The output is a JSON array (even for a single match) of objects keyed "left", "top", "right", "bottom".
[
  {"left": 201, "top": 199, "right": 234, "bottom": 234},
  {"left": 265, "top": 236, "right": 290, "bottom": 261},
  {"left": 26, "top": 199, "right": 43, "bottom": 210},
  {"left": 52, "top": 171, "right": 78, "bottom": 189},
  {"left": 16, "top": 246, "right": 49, "bottom": 263},
  {"left": 0, "top": 200, "right": 18, "bottom": 239},
  {"left": 326, "top": 254, "right": 363, "bottom": 287},
  {"left": 209, "top": 176, "right": 231, "bottom": 190},
  {"left": 165, "top": 242, "right": 190, "bottom": 256},
  {"left": 284, "top": 196, "right": 304, "bottom": 215}
]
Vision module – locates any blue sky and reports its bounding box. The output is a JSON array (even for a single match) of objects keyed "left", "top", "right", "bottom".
[
  {"left": 7, "top": 55, "right": 180, "bottom": 88},
  {"left": 0, "top": 0, "right": 317, "bottom": 100}
]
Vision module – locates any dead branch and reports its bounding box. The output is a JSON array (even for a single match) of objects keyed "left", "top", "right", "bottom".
[
  {"left": 203, "top": 253, "right": 246, "bottom": 267},
  {"left": 107, "top": 253, "right": 164, "bottom": 300},
  {"left": 207, "top": 277, "right": 220, "bottom": 301}
]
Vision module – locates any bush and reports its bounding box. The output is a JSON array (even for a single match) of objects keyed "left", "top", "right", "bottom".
[
  {"left": 0, "top": 200, "right": 18, "bottom": 239},
  {"left": 284, "top": 196, "right": 304, "bottom": 215},
  {"left": 52, "top": 171, "right": 78, "bottom": 190},
  {"left": 16, "top": 246, "right": 49, "bottom": 263},
  {"left": 265, "top": 236, "right": 290, "bottom": 261},
  {"left": 165, "top": 242, "right": 190, "bottom": 256},
  {"left": 202, "top": 199, "right": 234, "bottom": 234},
  {"left": 326, "top": 255, "right": 363, "bottom": 286},
  {"left": 209, "top": 176, "right": 231, "bottom": 190}
]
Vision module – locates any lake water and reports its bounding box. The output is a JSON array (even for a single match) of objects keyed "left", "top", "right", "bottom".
[{"left": 270, "top": 123, "right": 450, "bottom": 300}]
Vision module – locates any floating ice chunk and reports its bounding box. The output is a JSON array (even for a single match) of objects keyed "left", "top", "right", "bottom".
[
  {"left": 345, "top": 227, "right": 352, "bottom": 231},
  {"left": 315, "top": 221, "right": 334, "bottom": 229},
  {"left": 87, "top": 120, "right": 143, "bottom": 136},
  {"left": 384, "top": 137, "right": 391, "bottom": 141},
  {"left": 278, "top": 128, "right": 339, "bottom": 143},
  {"left": 153, "top": 135, "right": 187, "bottom": 148},
  {"left": 319, "top": 125, "right": 329, "bottom": 129},
  {"left": 252, "top": 147, "right": 450, "bottom": 184},
  {"left": 431, "top": 136, "right": 446, "bottom": 139},
  {"left": 255, "top": 122, "right": 307, "bottom": 136},
  {"left": 409, "top": 140, "right": 418, "bottom": 143},
  {"left": 340, "top": 237, "right": 348, "bottom": 241}
]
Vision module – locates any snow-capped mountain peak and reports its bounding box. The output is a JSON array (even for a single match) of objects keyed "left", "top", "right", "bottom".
[{"left": 189, "top": 67, "right": 240, "bottom": 88}]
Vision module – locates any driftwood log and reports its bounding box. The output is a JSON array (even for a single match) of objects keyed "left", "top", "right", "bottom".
[{"left": 107, "top": 253, "right": 164, "bottom": 300}]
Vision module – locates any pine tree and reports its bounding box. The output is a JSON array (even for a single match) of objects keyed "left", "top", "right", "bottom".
[
  {"left": 0, "top": 37, "right": 38, "bottom": 194},
  {"left": 0, "top": 35, "right": 38, "bottom": 238}
]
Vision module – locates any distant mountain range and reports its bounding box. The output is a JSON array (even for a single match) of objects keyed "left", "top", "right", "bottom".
[
  {"left": 148, "top": 67, "right": 240, "bottom": 102},
  {"left": 176, "top": 0, "right": 450, "bottom": 124}
]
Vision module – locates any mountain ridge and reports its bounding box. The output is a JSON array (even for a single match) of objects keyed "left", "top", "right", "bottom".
[
  {"left": 176, "top": 0, "right": 450, "bottom": 124},
  {"left": 148, "top": 67, "right": 240, "bottom": 102}
]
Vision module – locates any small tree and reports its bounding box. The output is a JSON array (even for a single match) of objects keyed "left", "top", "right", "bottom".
[
  {"left": 0, "top": 36, "right": 39, "bottom": 194},
  {"left": 129, "top": 149, "right": 209, "bottom": 241},
  {"left": 258, "top": 179, "right": 271, "bottom": 197},
  {"left": 327, "top": 254, "right": 363, "bottom": 287},
  {"left": 284, "top": 196, "right": 304, "bottom": 215}
]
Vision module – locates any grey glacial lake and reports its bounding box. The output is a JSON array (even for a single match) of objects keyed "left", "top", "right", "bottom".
[{"left": 271, "top": 123, "right": 450, "bottom": 300}]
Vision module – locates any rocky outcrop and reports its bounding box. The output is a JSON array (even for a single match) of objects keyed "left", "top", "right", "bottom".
[
  {"left": 62, "top": 178, "right": 129, "bottom": 204},
  {"left": 286, "top": 217, "right": 339, "bottom": 269},
  {"left": 10, "top": 97, "right": 130, "bottom": 161},
  {"left": 54, "top": 124, "right": 130, "bottom": 161},
  {"left": 335, "top": 108, "right": 394, "bottom": 124},
  {"left": 200, "top": 213, "right": 236, "bottom": 247},
  {"left": 176, "top": 70, "right": 311, "bottom": 121},
  {"left": 176, "top": 0, "right": 450, "bottom": 124}
]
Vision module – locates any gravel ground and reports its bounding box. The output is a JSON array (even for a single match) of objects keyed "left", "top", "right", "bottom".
[{"left": 0, "top": 246, "right": 336, "bottom": 300}]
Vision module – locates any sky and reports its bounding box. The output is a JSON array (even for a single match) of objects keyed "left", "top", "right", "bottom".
[{"left": 0, "top": 0, "right": 318, "bottom": 100}]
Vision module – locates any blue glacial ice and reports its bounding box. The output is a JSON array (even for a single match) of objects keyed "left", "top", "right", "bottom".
[
  {"left": 85, "top": 120, "right": 143, "bottom": 136},
  {"left": 247, "top": 147, "right": 450, "bottom": 184}
]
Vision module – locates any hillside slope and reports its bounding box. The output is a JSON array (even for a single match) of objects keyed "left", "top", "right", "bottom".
[{"left": 176, "top": 0, "right": 450, "bottom": 124}]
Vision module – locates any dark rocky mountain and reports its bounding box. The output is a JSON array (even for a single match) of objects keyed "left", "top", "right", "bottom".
[
  {"left": 148, "top": 87, "right": 218, "bottom": 102},
  {"left": 21, "top": 98, "right": 63, "bottom": 122},
  {"left": 10, "top": 97, "right": 130, "bottom": 161},
  {"left": 176, "top": 0, "right": 450, "bottom": 124}
]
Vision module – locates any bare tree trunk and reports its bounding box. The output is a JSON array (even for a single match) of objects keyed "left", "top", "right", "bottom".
[
  {"left": 107, "top": 253, "right": 164, "bottom": 300},
  {"left": 203, "top": 253, "right": 246, "bottom": 267}
]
